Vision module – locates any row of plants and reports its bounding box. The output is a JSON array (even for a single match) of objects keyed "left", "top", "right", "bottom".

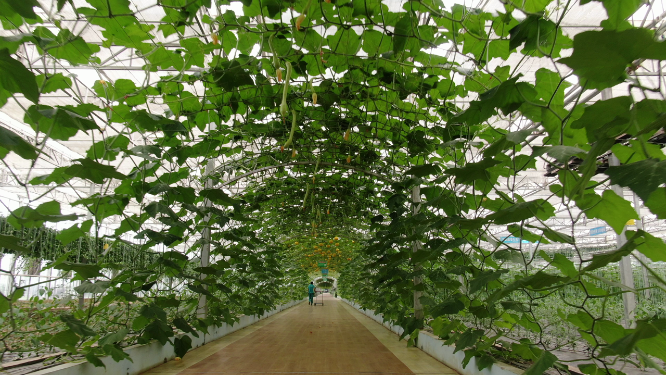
[{"left": 0, "top": 216, "right": 309, "bottom": 364}]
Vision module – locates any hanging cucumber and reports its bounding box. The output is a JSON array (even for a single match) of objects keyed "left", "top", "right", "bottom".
[
  {"left": 312, "top": 153, "right": 321, "bottom": 183},
  {"left": 302, "top": 183, "right": 310, "bottom": 210},
  {"left": 269, "top": 33, "right": 281, "bottom": 81},
  {"left": 296, "top": 0, "right": 313, "bottom": 31},
  {"left": 279, "top": 61, "right": 293, "bottom": 118},
  {"left": 281, "top": 109, "right": 297, "bottom": 152}
]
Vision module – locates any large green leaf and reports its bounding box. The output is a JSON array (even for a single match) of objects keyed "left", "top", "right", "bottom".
[
  {"left": 0, "top": 234, "right": 29, "bottom": 254},
  {"left": 24, "top": 105, "right": 99, "bottom": 141},
  {"left": 200, "top": 189, "right": 240, "bottom": 206},
  {"left": 487, "top": 200, "right": 555, "bottom": 225},
  {"left": 99, "top": 328, "right": 129, "bottom": 346},
  {"left": 174, "top": 335, "right": 193, "bottom": 358},
  {"left": 211, "top": 59, "right": 255, "bottom": 90},
  {"left": 56, "top": 220, "right": 93, "bottom": 245},
  {"left": 61, "top": 314, "right": 96, "bottom": 337},
  {"left": 605, "top": 158, "right": 666, "bottom": 202},
  {"left": 0, "top": 48, "right": 39, "bottom": 104},
  {"left": 576, "top": 190, "right": 638, "bottom": 234},
  {"left": 41, "top": 329, "right": 79, "bottom": 351},
  {"left": 64, "top": 158, "right": 127, "bottom": 184},
  {"left": 7, "top": 201, "right": 79, "bottom": 229},
  {"left": 523, "top": 350, "right": 558, "bottom": 375},
  {"left": 0, "top": 125, "right": 40, "bottom": 160},
  {"left": 559, "top": 29, "right": 666, "bottom": 89}
]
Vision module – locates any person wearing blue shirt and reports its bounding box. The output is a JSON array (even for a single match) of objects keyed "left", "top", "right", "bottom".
[{"left": 308, "top": 282, "right": 315, "bottom": 305}]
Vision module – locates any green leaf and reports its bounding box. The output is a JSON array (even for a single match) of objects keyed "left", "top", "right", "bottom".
[
  {"left": 74, "top": 280, "right": 111, "bottom": 294},
  {"left": 452, "top": 77, "right": 537, "bottom": 126},
  {"left": 630, "top": 230, "right": 666, "bottom": 262},
  {"left": 36, "top": 73, "right": 72, "bottom": 94},
  {"left": 487, "top": 200, "right": 555, "bottom": 225},
  {"left": 24, "top": 105, "right": 100, "bottom": 141},
  {"left": 200, "top": 189, "right": 240, "bottom": 206},
  {"left": 431, "top": 298, "right": 465, "bottom": 316},
  {"left": 445, "top": 158, "right": 502, "bottom": 184},
  {"left": 0, "top": 234, "right": 29, "bottom": 254},
  {"left": 470, "top": 269, "right": 508, "bottom": 293},
  {"left": 551, "top": 253, "right": 578, "bottom": 278},
  {"left": 38, "top": 28, "right": 100, "bottom": 65},
  {"left": 0, "top": 125, "right": 40, "bottom": 160},
  {"left": 143, "top": 320, "right": 174, "bottom": 345},
  {"left": 594, "top": 0, "right": 644, "bottom": 30},
  {"left": 583, "top": 235, "right": 638, "bottom": 272},
  {"left": 645, "top": 188, "right": 666, "bottom": 219},
  {"left": 577, "top": 190, "right": 638, "bottom": 234},
  {"left": 606, "top": 158, "right": 666, "bottom": 203},
  {"left": 43, "top": 329, "right": 79, "bottom": 351},
  {"left": 56, "top": 220, "right": 93, "bottom": 245},
  {"left": 328, "top": 28, "right": 362, "bottom": 56},
  {"left": 64, "top": 158, "right": 127, "bottom": 184},
  {"left": 570, "top": 96, "right": 632, "bottom": 143},
  {"left": 362, "top": 30, "right": 392, "bottom": 55},
  {"left": 509, "top": 16, "right": 570, "bottom": 58},
  {"left": 87, "top": 135, "right": 130, "bottom": 161},
  {"left": 393, "top": 13, "right": 413, "bottom": 54},
  {"left": 406, "top": 164, "right": 441, "bottom": 177},
  {"left": 508, "top": 0, "right": 552, "bottom": 13},
  {"left": 7, "top": 201, "right": 79, "bottom": 229},
  {"left": 527, "top": 224, "right": 575, "bottom": 244},
  {"left": 211, "top": 59, "right": 254, "bottom": 90},
  {"left": 0, "top": 0, "right": 40, "bottom": 19},
  {"left": 174, "top": 335, "right": 192, "bottom": 358},
  {"left": 61, "top": 314, "right": 96, "bottom": 337},
  {"left": 0, "top": 48, "right": 39, "bottom": 103},
  {"left": 55, "top": 262, "right": 105, "bottom": 280},
  {"left": 85, "top": 352, "right": 106, "bottom": 368},
  {"left": 103, "top": 343, "right": 131, "bottom": 362},
  {"left": 523, "top": 350, "right": 558, "bottom": 375},
  {"left": 534, "top": 68, "right": 570, "bottom": 105},
  {"left": 559, "top": 29, "right": 666, "bottom": 89},
  {"left": 99, "top": 328, "right": 129, "bottom": 346},
  {"left": 173, "top": 317, "right": 198, "bottom": 337},
  {"left": 454, "top": 328, "right": 484, "bottom": 353}
]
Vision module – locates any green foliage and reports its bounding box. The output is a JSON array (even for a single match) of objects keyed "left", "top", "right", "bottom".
[{"left": 0, "top": 0, "right": 665, "bottom": 372}]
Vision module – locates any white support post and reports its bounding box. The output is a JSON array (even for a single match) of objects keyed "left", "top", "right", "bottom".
[
  {"left": 602, "top": 89, "right": 636, "bottom": 328},
  {"left": 197, "top": 158, "right": 215, "bottom": 319},
  {"left": 412, "top": 184, "right": 423, "bottom": 320},
  {"left": 609, "top": 154, "right": 636, "bottom": 328},
  {"left": 79, "top": 183, "right": 96, "bottom": 310},
  {"left": 633, "top": 192, "right": 651, "bottom": 299}
]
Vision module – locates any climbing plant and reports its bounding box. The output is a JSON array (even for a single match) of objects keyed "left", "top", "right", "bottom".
[{"left": 0, "top": 0, "right": 664, "bottom": 373}]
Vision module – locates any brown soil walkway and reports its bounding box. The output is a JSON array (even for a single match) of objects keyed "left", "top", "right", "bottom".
[{"left": 143, "top": 294, "right": 457, "bottom": 375}]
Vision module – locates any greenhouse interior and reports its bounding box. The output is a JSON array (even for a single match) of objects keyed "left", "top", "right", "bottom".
[{"left": 0, "top": 0, "right": 666, "bottom": 374}]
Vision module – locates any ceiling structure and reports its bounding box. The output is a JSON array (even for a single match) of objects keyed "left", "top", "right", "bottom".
[{"left": 0, "top": 0, "right": 664, "bottom": 257}]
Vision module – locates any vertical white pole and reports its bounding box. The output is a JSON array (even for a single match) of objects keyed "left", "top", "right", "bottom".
[
  {"left": 412, "top": 184, "right": 423, "bottom": 320},
  {"left": 602, "top": 88, "right": 636, "bottom": 328},
  {"left": 79, "top": 183, "right": 96, "bottom": 310},
  {"left": 633, "top": 192, "right": 651, "bottom": 299},
  {"left": 609, "top": 154, "right": 637, "bottom": 328}
]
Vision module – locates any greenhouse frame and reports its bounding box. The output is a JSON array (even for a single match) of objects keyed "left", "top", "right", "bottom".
[{"left": 1, "top": 0, "right": 666, "bottom": 374}]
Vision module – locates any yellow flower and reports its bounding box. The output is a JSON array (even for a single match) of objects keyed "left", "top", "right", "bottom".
[{"left": 103, "top": 243, "right": 109, "bottom": 250}]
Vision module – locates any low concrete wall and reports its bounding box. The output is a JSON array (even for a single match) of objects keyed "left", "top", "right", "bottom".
[
  {"left": 342, "top": 299, "right": 522, "bottom": 375},
  {"left": 31, "top": 299, "right": 306, "bottom": 375}
]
